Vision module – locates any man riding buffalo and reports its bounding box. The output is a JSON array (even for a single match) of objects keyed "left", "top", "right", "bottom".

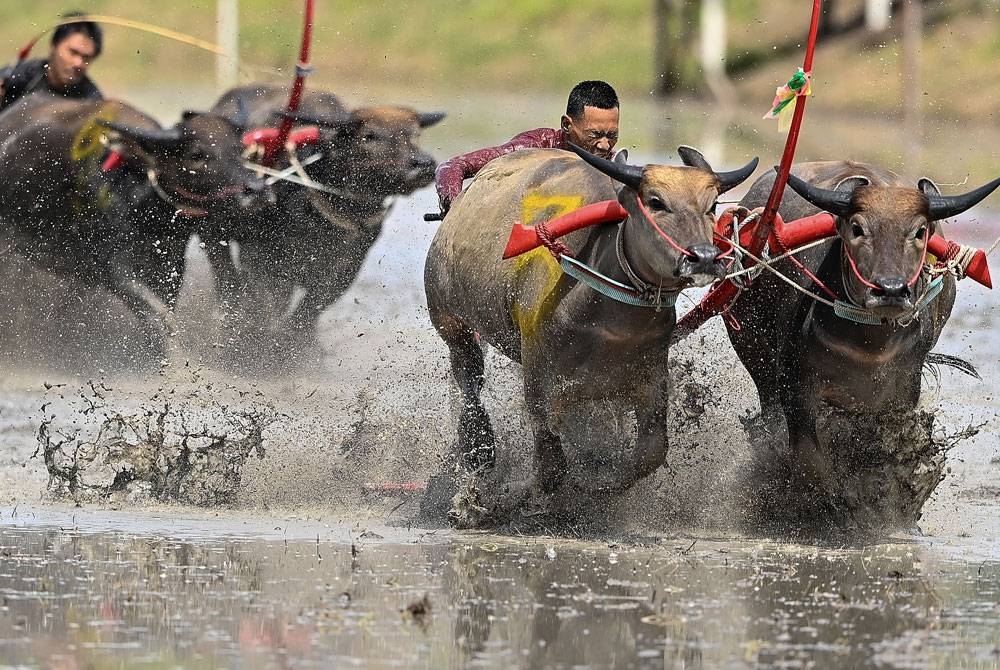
[
  {"left": 434, "top": 80, "right": 620, "bottom": 216},
  {"left": 0, "top": 12, "right": 103, "bottom": 112}
]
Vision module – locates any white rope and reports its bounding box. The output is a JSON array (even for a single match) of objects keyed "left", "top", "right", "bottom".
[
  {"left": 724, "top": 236, "right": 830, "bottom": 280},
  {"left": 724, "top": 237, "right": 838, "bottom": 308}
]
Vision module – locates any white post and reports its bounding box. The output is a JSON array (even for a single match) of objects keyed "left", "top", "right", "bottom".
[
  {"left": 700, "top": 0, "right": 735, "bottom": 106},
  {"left": 866, "top": 0, "right": 891, "bottom": 32},
  {"left": 216, "top": 0, "right": 239, "bottom": 90}
]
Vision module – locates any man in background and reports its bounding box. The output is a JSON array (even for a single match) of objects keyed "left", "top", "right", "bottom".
[
  {"left": 434, "top": 80, "right": 620, "bottom": 215},
  {"left": 0, "top": 12, "right": 103, "bottom": 112}
]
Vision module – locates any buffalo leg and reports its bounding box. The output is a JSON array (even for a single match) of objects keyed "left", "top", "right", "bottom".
[
  {"left": 109, "top": 276, "right": 177, "bottom": 361},
  {"left": 632, "top": 378, "right": 671, "bottom": 484},
  {"left": 522, "top": 373, "right": 567, "bottom": 493},
  {"left": 432, "top": 312, "right": 496, "bottom": 471},
  {"left": 202, "top": 240, "right": 247, "bottom": 314}
]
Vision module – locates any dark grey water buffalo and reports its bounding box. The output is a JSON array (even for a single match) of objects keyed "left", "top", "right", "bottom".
[
  {"left": 205, "top": 84, "right": 445, "bottom": 349},
  {"left": 0, "top": 96, "right": 254, "bottom": 361},
  {"left": 727, "top": 161, "right": 1000, "bottom": 535},
  {"left": 424, "top": 144, "right": 757, "bottom": 521}
]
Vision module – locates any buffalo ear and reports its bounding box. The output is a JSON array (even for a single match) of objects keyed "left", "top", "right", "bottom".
[
  {"left": 917, "top": 177, "right": 941, "bottom": 197},
  {"left": 918, "top": 178, "right": 942, "bottom": 231},
  {"left": 677, "top": 145, "right": 712, "bottom": 171},
  {"left": 417, "top": 111, "right": 446, "bottom": 128},
  {"left": 834, "top": 175, "right": 871, "bottom": 194}
]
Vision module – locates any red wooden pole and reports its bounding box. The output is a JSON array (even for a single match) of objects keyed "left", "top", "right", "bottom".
[{"left": 266, "top": 0, "right": 315, "bottom": 165}]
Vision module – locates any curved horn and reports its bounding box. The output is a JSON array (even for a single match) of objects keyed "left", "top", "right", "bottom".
[
  {"left": 417, "top": 111, "right": 446, "bottom": 128},
  {"left": 926, "top": 176, "right": 1000, "bottom": 221},
  {"left": 785, "top": 171, "right": 855, "bottom": 217},
  {"left": 96, "top": 119, "right": 182, "bottom": 146},
  {"left": 715, "top": 157, "right": 759, "bottom": 193},
  {"left": 567, "top": 142, "right": 643, "bottom": 191},
  {"left": 278, "top": 109, "right": 350, "bottom": 128}
]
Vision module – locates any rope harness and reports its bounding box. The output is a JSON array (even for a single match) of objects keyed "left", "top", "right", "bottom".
[
  {"left": 716, "top": 207, "right": 953, "bottom": 327},
  {"left": 534, "top": 213, "right": 677, "bottom": 310}
]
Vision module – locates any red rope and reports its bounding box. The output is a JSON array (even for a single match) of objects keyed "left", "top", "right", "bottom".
[{"left": 536, "top": 221, "right": 572, "bottom": 258}]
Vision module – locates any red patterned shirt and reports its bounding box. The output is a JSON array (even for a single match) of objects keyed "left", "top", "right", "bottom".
[{"left": 435, "top": 127, "right": 568, "bottom": 210}]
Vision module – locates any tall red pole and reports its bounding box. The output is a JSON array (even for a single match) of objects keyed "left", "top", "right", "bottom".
[
  {"left": 754, "top": 0, "right": 823, "bottom": 246},
  {"left": 266, "top": 0, "right": 315, "bottom": 165},
  {"left": 671, "top": 0, "right": 823, "bottom": 343}
]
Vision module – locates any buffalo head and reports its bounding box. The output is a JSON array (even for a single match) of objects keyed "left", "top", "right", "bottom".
[
  {"left": 100, "top": 111, "right": 261, "bottom": 208},
  {"left": 291, "top": 105, "right": 445, "bottom": 201},
  {"left": 571, "top": 143, "right": 758, "bottom": 289},
  {"left": 787, "top": 171, "right": 1000, "bottom": 317}
]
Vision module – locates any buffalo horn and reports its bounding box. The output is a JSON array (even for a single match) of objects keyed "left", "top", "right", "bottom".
[
  {"left": 785, "top": 171, "right": 855, "bottom": 217},
  {"left": 567, "top": 142, "right": 643, "bottom": 191},
  {"left": 279, "top": 109, "right": 350, "bottom": 128},
  {"left": 97, "top": 119, "right": 182, "bottom": 147},
  {"left": 926, "top": 176, "right": 1000, "bottom": 221},
  {"left": 417, "top": 111, "right": 446, "bottom": 128},
  {"left": 715, "top": 157, "right": 760, "bottom": 193}
]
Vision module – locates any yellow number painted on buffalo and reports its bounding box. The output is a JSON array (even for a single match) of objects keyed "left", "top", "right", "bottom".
[{"left": 510, "top": 192, "right": 584, "bottom": 341}]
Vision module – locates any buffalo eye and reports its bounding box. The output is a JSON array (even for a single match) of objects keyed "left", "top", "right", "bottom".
[
  {"left": 186, "top": 147, "right": 211, "bottom": 162},
  {"left": 707, "top": 201, "right": 717, "bottom": 216},
  {"left": 850, "top": 222, "right": 865, "bottom": 239},
  {"left": 646, "top": 196, "right": 670, "bottom": 212},
  {"left": 914, "top": 225, "right": 927, "bottom": 240}
]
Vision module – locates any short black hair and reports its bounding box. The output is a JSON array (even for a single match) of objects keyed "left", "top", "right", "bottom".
[
  {"left": 52, "top": 11, "right": 103, "bottom": 58},
  {"left": 565, "top": 80, "right": 618, "bottom": 119}
]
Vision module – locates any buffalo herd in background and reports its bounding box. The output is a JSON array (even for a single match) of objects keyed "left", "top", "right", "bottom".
[{"left": 0, "top": 84, "right": 444, "bottom": 367}]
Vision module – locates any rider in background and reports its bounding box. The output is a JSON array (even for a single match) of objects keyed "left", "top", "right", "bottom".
[{"left": 0, "top": 12, "right": 103, "bottom": 112}]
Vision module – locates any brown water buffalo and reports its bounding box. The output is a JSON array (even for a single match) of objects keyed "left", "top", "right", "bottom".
[
  {"left": 727, "top": 161, "right": 1000, "bottom": 535},
  {"left": 204, "top": 84, "right": 445, "bottom": 351},
  {"left": 424, "top": 144, "right": 757, "bottom": 522},
  {"left": 0, "top": 95, "right": 255, "bottom": 362}
]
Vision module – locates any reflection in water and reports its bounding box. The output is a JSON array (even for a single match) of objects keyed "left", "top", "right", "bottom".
[{"left": 1, "top": 523, "right": 999, "bottom": 668}]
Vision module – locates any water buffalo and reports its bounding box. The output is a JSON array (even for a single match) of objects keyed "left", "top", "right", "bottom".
[
  {"left": 424, "top": 144, "right": 758, "bottom": 523},
  {"left": 0, "top": 96, "right": 254, "bottom": 361},
  {"left": 205, "top": 84, "right": 445, "bottom": 350},
  {"left": 727, "top": 161, "right": 1000, "bottom": 535}
]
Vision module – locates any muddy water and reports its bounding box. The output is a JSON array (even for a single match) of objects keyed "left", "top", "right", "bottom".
[
  {"left": 2, "top": 96, "right": 1000, "bottom": 666},
  {"left": 2, "top": 508, "right": 1000, "bottom": 669}
]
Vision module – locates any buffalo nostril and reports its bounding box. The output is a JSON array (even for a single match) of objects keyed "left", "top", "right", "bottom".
[
  {"left": 873, "top": 278, "right": 910, "bottom": 299},
  {"left": 685, "top": 244, "right": 721, "bottom": 267}
]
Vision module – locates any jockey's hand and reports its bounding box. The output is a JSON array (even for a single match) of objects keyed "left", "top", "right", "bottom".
[{"left": 438, "top": 195, "right": 452, "bottom": 217}]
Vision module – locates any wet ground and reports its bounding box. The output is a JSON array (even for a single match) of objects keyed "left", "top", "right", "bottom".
[
  {"left": 2, "top": 97, "right": 1000, "bottom": 667},
  {"left": 2, "top": 507, "right": 1000, "bottom": 668}
]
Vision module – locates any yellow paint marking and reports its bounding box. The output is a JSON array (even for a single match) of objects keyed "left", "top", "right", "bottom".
[
  {"left": 520, "top": 193, "right": 583, "bottom": 226},
  {"left": 71, "top": 105, "right": 117, "bottom": 162},
  {"left": 510, "top": 192, "right": 585, "bottom": 340}
]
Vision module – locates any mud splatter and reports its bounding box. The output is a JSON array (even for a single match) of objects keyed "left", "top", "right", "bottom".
[
  {"left": 739, "top": 405, "right": 982, "bottom": 538},
  {"left": 33, "top": 382, "right": 276, "bottom": 506}
]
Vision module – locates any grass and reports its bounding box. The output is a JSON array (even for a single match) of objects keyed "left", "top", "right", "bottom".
[{"left": 1, "top": 0, "right": 999, "bottom": 121}]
